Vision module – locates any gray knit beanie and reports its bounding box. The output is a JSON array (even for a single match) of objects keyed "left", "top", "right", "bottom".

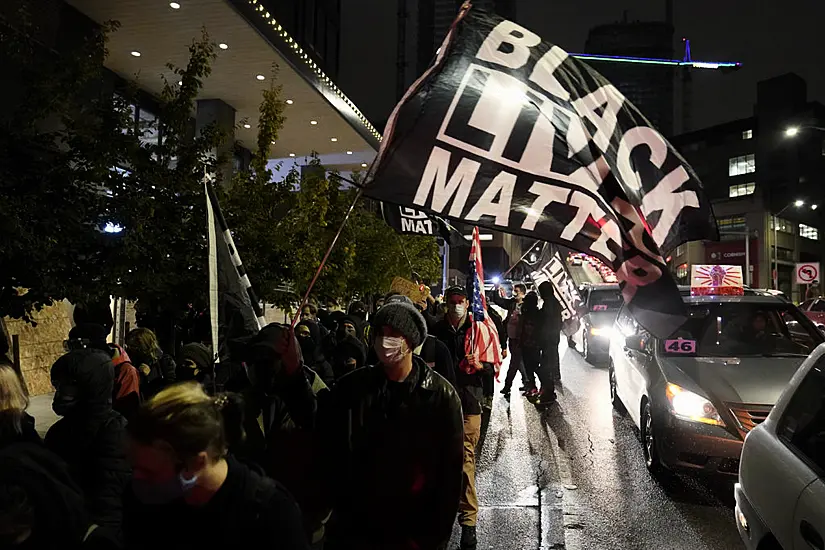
[{"left": 371, "top": 301, "right": 428, "bottom": 349}]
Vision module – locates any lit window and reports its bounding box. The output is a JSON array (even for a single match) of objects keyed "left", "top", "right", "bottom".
[
  {"left": 728, "top": 154, "right": 756, "bottom": 176},
  {"left": 676, "top": 263, "right": 689, "bottom": 279},
  {"left": 800, "top": 224, "right": 819, "bottom": 240},
  {"left": 770, "top": 216, "right": 794, "bottom": 234},
  {"left": 742, "top": 129, "right": 753, "bottom": 140},
  {"left": 674, "top": 244, "right": 686, "bottom": 257},
  {"left": 718, "top": 216, "right": 746, "bottom": 232},
  {"left": 729, "top": 182, "right": 756, "bottom": 198}
]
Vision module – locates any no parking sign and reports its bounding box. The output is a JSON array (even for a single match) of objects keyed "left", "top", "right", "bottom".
[{"left": 794, "top": 263, "right": 820, "bottom": 285}]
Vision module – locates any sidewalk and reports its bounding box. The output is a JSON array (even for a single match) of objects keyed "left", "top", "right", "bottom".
[{"left": 28, "top": 392, "right": 58, "bottom": 437}]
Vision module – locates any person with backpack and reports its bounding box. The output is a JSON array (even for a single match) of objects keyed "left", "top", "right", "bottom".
[
  {"left": 122, "top": 382, "right": 309, "bottom": 550},
  {"left": 68, "top": 323, "right": 141, "bottom": 420},
  {"left": 46, "top": 339, "right": 130, "bottom": 541}
]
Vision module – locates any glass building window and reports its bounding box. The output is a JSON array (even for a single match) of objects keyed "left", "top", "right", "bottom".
[
  {"left": 729, "top": 154, "right": 756, "bottom": 176},
  {"left": 729, "top": 183, "right": 756, "bottom": 198},
  {"left": 742, "top": 129, "right": 753, "bottom": 140},
  {"left": 676, "top": 263, "right": 689, "bottom": 280},
  {"left": 800, "top": 224, "right": 819, "bottom": 240},
  {"left": 718, "top": 216, "right": 746, "bottom": 233},
  {"left": 770, "top": 217, "right": 794, "bottom": 234}
]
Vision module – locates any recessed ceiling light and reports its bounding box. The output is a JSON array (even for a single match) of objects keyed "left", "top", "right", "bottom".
[
  {"left": 289, "top": 153, "right": 295, "bottom": 157},
  {"left": 130, "top": 51, "right": 141, "bottom": 57},
  {"left": 169, "top": 2, "right": 180, "bottom": 8},
  {"left": 286, "top": 99, "right": 294, "bottom": 105},
  {"left": 256, "top": 74, "right": 265, "bottom": 81},
  {"left": 330, "top": 137, "right": 338, "bottom": 142},
  {"left": 218, "top": 43, "right": 229, "bottom": 50},
  {"left": 310, "top": 120, "right": 317, "bottom": 125},
  {"left": 361, "top": 163, "right": 368, "bottom": 168},
  {"left": 346, "top": 151, "right": 353, "bottom": 155},
  {"left": 243, "top": 123, "right": 251, "bottom": 129}
]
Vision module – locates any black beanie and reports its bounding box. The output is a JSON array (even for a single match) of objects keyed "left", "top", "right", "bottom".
[
  {"left": 179, "top": 343, "right": 213, "bottom": 372},
  {"left": 371, "top": 302, "right": 427, "bottom": 349}
]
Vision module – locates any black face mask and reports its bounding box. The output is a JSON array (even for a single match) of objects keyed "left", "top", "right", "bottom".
[
  {"left": 297, "top": 336, "right": 316, "bottom": 359},
  {"left": 52, "top": 382, "right": 80, "bottom": 416}
]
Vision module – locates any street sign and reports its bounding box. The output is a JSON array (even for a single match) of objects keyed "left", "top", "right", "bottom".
[{"left": 795, "top": 263, "right": 820, "bottom": 285}]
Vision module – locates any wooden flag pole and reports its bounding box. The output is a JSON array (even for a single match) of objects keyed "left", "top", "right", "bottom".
[{"left": 291, "top": 188, "right": 364, "bottom": 329}]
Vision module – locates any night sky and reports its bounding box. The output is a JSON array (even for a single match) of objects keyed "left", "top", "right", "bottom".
[{"left": 339, "top": 0, "right": 825, "bottom": 134}]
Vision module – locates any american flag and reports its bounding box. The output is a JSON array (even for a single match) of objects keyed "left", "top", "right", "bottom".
[{"left": 465, "top": 227, "right": 503, "bottom": 373}]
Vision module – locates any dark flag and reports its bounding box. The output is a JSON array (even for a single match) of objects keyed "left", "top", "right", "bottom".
[
  {"left": 381, "top": 203, "right": 465, "bottom": 246},
  {"left": 205, "top": 180, "right": 265, "bottom": 363},
  {"left": 363, "top": 6, "right": 717, "bottom": 337},
  {"left": 529, "top": 243, "right": 582, "bottom": 333}
]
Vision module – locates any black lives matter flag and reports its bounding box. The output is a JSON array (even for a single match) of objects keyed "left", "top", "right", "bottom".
[
  {"left": 381, "top": 204, "right": 465, "bottom": 246},
  {"left": 364, "top": 6, "right": 717, "bottom": 337},
  {"left": 529, "top": 244, "right": 581, "bottom": 325}
]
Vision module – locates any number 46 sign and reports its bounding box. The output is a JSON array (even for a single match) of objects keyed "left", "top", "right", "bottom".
[{"left": 664, "top": 339, "right": 696, "bottom": 354}]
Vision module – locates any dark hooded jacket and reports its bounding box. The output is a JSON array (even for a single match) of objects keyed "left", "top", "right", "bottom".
[
  {"left": 280, "top": 356, "right": 465, "bottom": 548},
  {"left": 45, "top": 349, "right": 130, "bottom": 536},
  {"left": 0, "top": 442, "right": 89, "bottom": 550},
  {"left": 296, "top": 320, "right": 335, "bottom": 387}
]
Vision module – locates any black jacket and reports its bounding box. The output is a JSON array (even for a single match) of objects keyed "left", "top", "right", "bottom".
[
  {"left": 492, "top": 293, "right": 519, "bottom": 344},
  {"left": 281, "top": 356, "right": 464, "bottom": 548},
  {"left": 122, "top": 455, "right": 309, "bottom": 550},
  {"left": 417, "top": 335, "right": 457, "bottom": 388},
  {"left": 431, "top": 316, "right": 490, "bottom": 416},
  {"left": 487, "top": 304, "right": 508, "bottom": 351},
  {"left": 0, "top": 442, "right": 89, "bottom": 550},
  {"left": 46, "top": 349, "right": 130, "bottom": 536}
]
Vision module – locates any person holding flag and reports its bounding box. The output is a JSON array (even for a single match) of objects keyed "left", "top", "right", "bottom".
[{"left": 432, "top": 227, "right": 502, "bottom": 549}]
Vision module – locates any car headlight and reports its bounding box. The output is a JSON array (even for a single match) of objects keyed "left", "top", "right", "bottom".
[
  {"left": 665, "top": 383, "right": 725, "bottom": 427},
  {"left": 590, "top": 326, "right": 613, "bottom": 337}
]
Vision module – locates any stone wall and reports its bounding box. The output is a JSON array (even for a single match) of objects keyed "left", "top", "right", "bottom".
[{"left": 4, "top": 300, "right": 74, "bottom": 396}]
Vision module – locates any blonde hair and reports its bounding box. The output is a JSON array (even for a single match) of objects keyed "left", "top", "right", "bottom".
[
  {"left": 0, "top": 366, "right": 28, "bottom": 435},
  {"left": 126, "top": 328, "right": 160, "bottom": 362},
  {"left": 127, "top": 382, "right": 244, "bottom": 462}
]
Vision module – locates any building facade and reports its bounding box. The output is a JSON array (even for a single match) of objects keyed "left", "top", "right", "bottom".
[
  {"left": 584, "top": 18, "right": 676, "bottom": 136},
  {"left": 669, "top": 73, "right": 825, "bottom": 302}
]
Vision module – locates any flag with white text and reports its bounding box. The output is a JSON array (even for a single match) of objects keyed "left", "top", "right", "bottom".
[{"left": 364, "top": 6, "right": 717, "bottom": 337}]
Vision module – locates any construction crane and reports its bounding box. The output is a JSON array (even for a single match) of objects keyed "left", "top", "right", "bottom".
[{"left": 569, "top": 39, "right": 742, "bottom": 134}]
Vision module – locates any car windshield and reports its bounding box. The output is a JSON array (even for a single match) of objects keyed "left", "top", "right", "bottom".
[
  {"left": 662, "top": 302, "right": 823, "bottom": 357},
  {"left": 588, "top": 289, "right": 622, "bottom": 312}
]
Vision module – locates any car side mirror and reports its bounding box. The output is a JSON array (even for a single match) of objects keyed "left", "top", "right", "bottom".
[{"left": 625, "top": 334, "right": 647, "bottom": 353}]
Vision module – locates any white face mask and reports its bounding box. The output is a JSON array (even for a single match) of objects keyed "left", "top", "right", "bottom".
[
  {"left": 451, "top": 304, "right": 467, "bottom": 318},
  {"left": 375, "top": 336, "right": 409, "bottom": 365}
]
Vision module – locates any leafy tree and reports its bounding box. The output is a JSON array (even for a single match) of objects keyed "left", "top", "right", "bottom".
[{"left": 0, "top": 2, "right": 125, "bottom": 321}]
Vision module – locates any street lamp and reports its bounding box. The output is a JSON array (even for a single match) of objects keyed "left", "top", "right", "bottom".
[
  {"left": 785, "top": 126, "right": 800, "bottom": 137},
  {"left": 773, "top": 199, "right": 812, "bottom": 289}
]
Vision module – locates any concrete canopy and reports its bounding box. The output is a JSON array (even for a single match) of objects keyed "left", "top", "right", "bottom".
[{"left": 66, "top": 0, "right": 381, "bottom": 172}]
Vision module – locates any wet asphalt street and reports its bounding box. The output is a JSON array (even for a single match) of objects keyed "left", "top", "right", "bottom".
[{"left": 449, "top": 341, "right": 744, "bottom": 550}]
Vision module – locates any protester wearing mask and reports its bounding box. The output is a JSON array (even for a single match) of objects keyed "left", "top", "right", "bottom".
[
  {"left": 385, "top": 294, "right": 457, "bottom": 388},
  {"left": 492, "top": 284, "right": 533, "bottom": 396},
  {"left": 296, "top": 320, "right": 335, "bottom": 387},
  {"left": 122, "top": 382, "right": 309, "bottom": 550},
  {"left": 45, "top": 339, "right": 130, "bottom": 540},
  {"left": 274, "top": 301, "right": 464, "bottom": 550},
  {"left": 126, "top": 328, "right": 176, "bottom": 399},
  {"left": 176, "top": 342, "right": 215, "bottom": 388},
  {"left": 70, "top": 323, "right": 141, "bottom": 420},
  {"left": 432, "top": 286, "right": 492, "bottom": 549}
]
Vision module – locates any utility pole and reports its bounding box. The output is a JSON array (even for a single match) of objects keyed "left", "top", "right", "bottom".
[{"left": 719, "top": 226, "right": 753, "bottom": 286}]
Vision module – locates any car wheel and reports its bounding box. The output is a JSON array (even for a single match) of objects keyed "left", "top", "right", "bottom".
[
  {"left": 641, "top": 401, "right": 667, "bottom": 477},
  {"left": 582, "top": 335, "right": 591, "bottom": 362},
  {"left": 608, "top": 363, "right": 625, "bottom": 413}
]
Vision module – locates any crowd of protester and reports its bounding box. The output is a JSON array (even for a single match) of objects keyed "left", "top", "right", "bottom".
[{"left": 0, "top": 285, "right": 563, "bottom": 550}]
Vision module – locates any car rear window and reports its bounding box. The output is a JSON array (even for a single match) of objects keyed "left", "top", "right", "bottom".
[{"left": 588, "top": 289, "right": 622, "bottom": 311}]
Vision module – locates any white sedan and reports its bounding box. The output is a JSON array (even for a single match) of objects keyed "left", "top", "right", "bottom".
[{"left": 736, "top": 343, "right": 825, "bottom": 550}]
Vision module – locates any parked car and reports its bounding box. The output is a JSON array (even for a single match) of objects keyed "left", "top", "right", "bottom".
[
  {"left": 735, "top": 343, "right": 825, "bottom": 550},
  {"left": 799, "top": 298, "right": 825, "bottom": 330},
  {"left": 608, "top": 287, "right": 824, "bottom": 478},
  {"left": 571, "top": 283, "right": 622, "bottom": 363}
]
